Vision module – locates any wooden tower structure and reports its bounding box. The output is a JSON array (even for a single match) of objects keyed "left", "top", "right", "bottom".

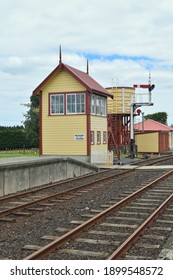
[{"left": 106, "top": 87, "right": 135, "bottom": 159}]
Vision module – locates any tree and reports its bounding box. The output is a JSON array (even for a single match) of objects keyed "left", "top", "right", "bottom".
[
  {"left": 22, "top": 95, "right": 39, "bottom": 147},
  {"left": 144, "top": 112, "right": 168, "bottom": 125},
  {"left": 0, "top": 126, "right": 26, "bottom": 150}
]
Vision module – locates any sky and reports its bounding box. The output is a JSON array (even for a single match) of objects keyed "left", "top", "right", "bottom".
[{"left": 0, "top": 0, "right": 173, "bottom": 126}]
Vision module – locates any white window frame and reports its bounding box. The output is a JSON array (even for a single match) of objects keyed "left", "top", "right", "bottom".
[
  {"left": 50, "top": 94, "right": 64, "bottom": 115},
  {"left": 90, "top": 94, "right": 107, "bottom": 116},
  {"left": 66, "top": 93, "right": 85, "bottom": 114},
  {"left": 91, "top": 95, "right": 96, "bottom": 114},
  {"left": 101, "top": 97, "right": 106, "bottom": 116},
  {"left": 96, "top": 96, "right": 101, "bottom": 115}
]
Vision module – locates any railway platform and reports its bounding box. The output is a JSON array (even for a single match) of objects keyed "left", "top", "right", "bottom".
[
  {"left": 0, "top": 155, "right": 49, "bottom": 166},
  {"left": 95, "top": 155, "right": 173, "bottom": 170},
  {"left": 0, "top": 156, "right": 99, "bottom": 196}
]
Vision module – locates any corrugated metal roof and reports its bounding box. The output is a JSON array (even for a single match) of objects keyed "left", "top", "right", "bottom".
[
  {"left": 64, "top": 64, "right": 111, "bottom": 96},
  {"left": 134, "top": 119, "right": 173, "bottom": 132},
  {"left": 33, "top": 63, "right": 112, "bottom": 97}
]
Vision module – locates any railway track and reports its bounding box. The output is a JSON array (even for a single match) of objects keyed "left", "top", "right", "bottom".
[
  {"left": 0, "top": 169, "right": 134, "bottom": 221},
  {"left": 0, "top": 154, "right": 172, "bottom": 222},
  {"left": 1, "top": 154, "right": 173, "bottom": 260},
  {"left": 131, "top": 154, "right": 173, "bottom": 166},
  {"left": 22, "top": 169, "right": 173, "bottom": 260}
]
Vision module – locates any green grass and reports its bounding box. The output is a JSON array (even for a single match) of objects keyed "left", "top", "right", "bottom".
[
  {"left": 0, "top": 154, "right": 39, "bottom": 158},
  {"left": 0, "top": 149, "right": 39, "bottom": 158}
]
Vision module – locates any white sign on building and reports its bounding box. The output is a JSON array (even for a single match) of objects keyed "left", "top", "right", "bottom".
[{"left": 74, "top": 134, "right": 85, "bottom": 140}]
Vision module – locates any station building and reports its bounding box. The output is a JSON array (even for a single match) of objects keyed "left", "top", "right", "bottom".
[
  {"left": 134, "top": 119, "right": 173, "bottom": 154},
  {"left": 32, "top": 56, "right": 113, "bottom": 163}
]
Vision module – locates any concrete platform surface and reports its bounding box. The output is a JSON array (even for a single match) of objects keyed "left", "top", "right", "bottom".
[
  {"left": 0, "top": 156, "right": 63, "bottom": 167},
  {"left": 0, "top": 156, "right": 99, "bottom": 196}
]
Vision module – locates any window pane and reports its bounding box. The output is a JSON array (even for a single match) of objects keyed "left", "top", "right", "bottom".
[
  {"left": 97, "top": 131, "right": 101, "bottom": 144},
  {"left": 91, "top": 95, "right": 95, "bottom": 114},
  {"left": 67, "top": 95, "right": 71, "bottom": 103},
  {"left": 77, "top": 104, "right": 80, "bottom": 113},
  {"left": 72, "top": 103, "right": 75, "bottom": 113},
  {"left": 67, "top": 104, "right": 71, "bottom": 113},
  {"left": 91, "top": 131, "right": 95, "bottom": 145},
  {"left": 60, "top": 95, "right": 64, "bottom": 103},
  {"left": 81, "top": 104, "right": 85, "bottom": 113},
  {"left": 101, "top": 97, "right": 106, "bottom": 116},
  {"left": 60, "top": 104, "right": 64, "bottom": 113},
  {"left": 72, "top": 95, "right": 75, "bottom": 103},
  {"left": 96, "top": 96, "right": 101, "bottom": 115},
  {"left": 50, "top": 94, "right": 64, "bottom": 114},
  {"left": 67, "top": 93, "right": 85, "bottom": 114},
  {"left": 81, "top": 94, "right": 84, "bottom": 103},
  {"left": 103, "top": 131, "right": 107, "bottom": 144},
  {"left": 76, "top": 94, "right": 81, "bottom": 103},
  {"left": 51, "top": 105, "right": 55, "bottom": 114}
]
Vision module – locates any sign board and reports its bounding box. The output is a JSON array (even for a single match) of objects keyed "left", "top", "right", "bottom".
[{"left": 74, "top": 134, "right": 85, "bottom": 140}]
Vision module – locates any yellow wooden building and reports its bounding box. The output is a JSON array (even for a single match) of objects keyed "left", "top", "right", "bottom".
[
  {"left": 32, "top": 56, "right": 113, "bottom": 163},
  {"left": 134, "top": 119, "right": 173, "bottom": 154}
]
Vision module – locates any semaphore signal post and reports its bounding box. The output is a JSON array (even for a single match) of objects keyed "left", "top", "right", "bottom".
[{"left": 130, "top": 82, "right": 155, "bottom": 159}]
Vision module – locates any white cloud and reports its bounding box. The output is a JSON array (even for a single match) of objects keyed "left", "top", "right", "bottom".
[{"left": 0, "top": 0, "right": 173, "bottom": 125}]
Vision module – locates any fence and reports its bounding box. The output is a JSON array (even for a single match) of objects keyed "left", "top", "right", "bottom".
[
  {"left": 91, "top": 151, "right": 113, "bottom": 165},
  {"left": 0, "top": 148, "right": 39, "bottom": 155}
]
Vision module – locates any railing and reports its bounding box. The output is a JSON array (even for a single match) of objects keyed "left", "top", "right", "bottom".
[
  {"left": 0, "top": 148, "right": 38, "bottom": 155},
  {"left": 91, "top": 151, "right": 113, "bottom": 165}
]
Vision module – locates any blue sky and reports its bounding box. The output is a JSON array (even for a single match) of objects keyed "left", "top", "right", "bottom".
[{"left": 1, "top": 0, "right": 173, "bottom": 125}]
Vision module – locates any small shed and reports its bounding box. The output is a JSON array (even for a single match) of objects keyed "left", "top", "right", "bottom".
[
  {"left": 134, "top": 119, "right": 173, "bottom": 154},
  {"left": 32, "top": 53, "right": 113, "bottom": 164}
]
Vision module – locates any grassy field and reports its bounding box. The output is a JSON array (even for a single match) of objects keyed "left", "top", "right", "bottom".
[{"left": 0, "top": 149, "right": 39, "bottom": 158}]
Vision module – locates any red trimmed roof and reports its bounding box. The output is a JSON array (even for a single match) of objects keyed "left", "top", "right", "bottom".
[
  {"left": 134, "top": 119, "right": 173, "bottom": 132},
  {"left": 33, "top": 63, "right": 112, "bottom": 98}
]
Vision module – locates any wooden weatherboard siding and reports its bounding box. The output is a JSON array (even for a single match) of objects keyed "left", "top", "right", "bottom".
[
  {"left": 107, "top": 87, "right": 135, "bottom": 114},
  {"left": 42, "top": 70, "right": 86, "bottom": 93},
  {"left": 42, "top": 70, "right": 87, "bottom": 155},
  {"left": 42, "top": 115, "right": 87, "bottom": 155},
  {"left": 90, "top": 115, "right": 108, "bottom": 153},
  {"left": 135, "top": 132, "right": 159, "bottom": 153}
]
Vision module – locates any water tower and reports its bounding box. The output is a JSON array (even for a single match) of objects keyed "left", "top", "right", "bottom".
[{"left": 106, "top": 86, "right": 135, "bottom": 159}]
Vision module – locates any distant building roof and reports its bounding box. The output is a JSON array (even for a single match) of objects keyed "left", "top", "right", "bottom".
[
  {"left": 134, "top": 119, "right": 173, "bottom": 132},
  {"left": 33, "top": 62, "right": 112, "bottom": 98}
]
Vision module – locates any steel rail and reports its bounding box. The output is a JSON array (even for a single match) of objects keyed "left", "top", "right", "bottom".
[
  {"left": 0, "top": 154, "right": 172, "bottom": 203},
  {"left": 0, "top": 169, "right": 134, "bottom": 219},
  {"left": 131, "top": 154, "right": 173, "bottom": 166},
  {"left": 24, "top": 169, "right": 173, "bottom": 260},
  {"left": 147, "top": 155, "right": 173, "bottom": 166},
  {"left": 107, "top": 193, "right": 173, "bottom": 260}
]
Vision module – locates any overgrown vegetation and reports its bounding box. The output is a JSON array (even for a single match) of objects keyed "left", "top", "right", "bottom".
[
  {"left": 0, "top": 126, "right": 27, "bottom": 150},
  {"left": 0, "top": 96, "right": 39, "bottom": 150},
  {"left": 22, "top": 95, "right": 39, "bottom": 147}
]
